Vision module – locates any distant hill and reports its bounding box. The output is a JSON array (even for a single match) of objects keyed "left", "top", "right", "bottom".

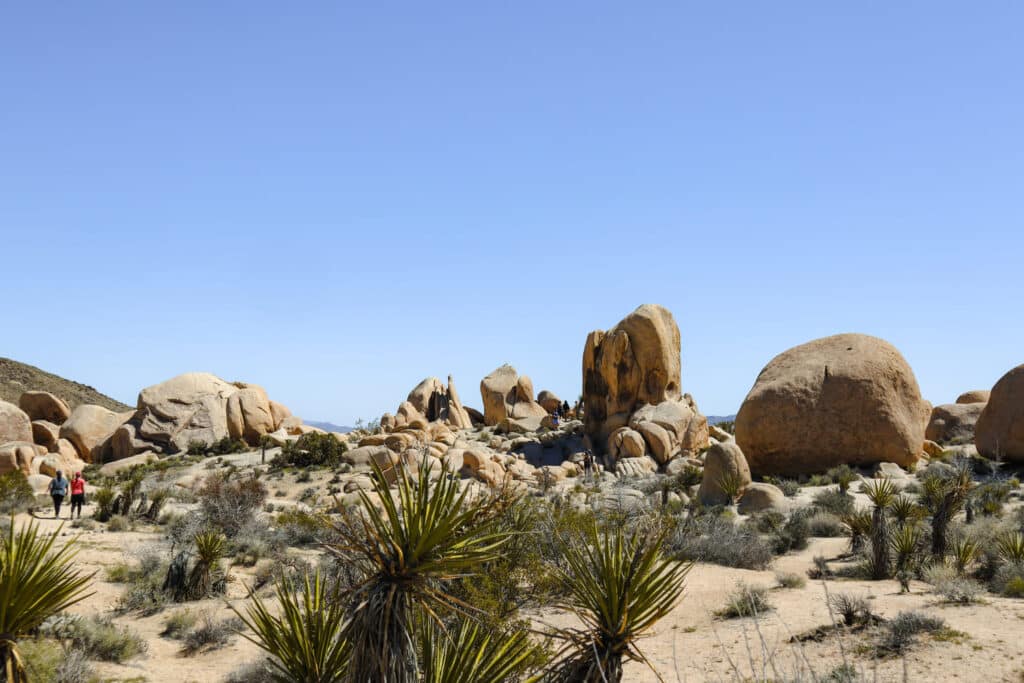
[
  {"left": 0, "top": 357, "right": 132, "bottom": 412},
  {"left": 706, "top": 414, "right": 737, "bottom": 426},
  {"left": 306, "top": 420, "right": 353, "bottom": 433}
]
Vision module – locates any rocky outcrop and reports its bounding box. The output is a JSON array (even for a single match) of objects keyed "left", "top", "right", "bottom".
[
  {"left": 480, "top": 365, "right": 547, "bottom": 427},
  {"left": 400, "top": 376, "right": 472, "bottom": 430},
  {"left": 956, "top": 390, "right": 990, "bottom": 405},
  {"left": 226, "top": 385, "right": 275, "bottom": 444},
  {"left": 0, "top": 400, "right": 32, "bottom": 444},
  {"left": 698, "top": 442, "right": 751, "bottom": 506},
  {"left": 537, "top": 390, "right": 563, "bottom": 414},
  {"left": 582, "top": 305, "right": 708, "bottom": 465},
  {"left": 59, "top": 404, "right": 131, "bottom": 462},
  {"left": 735, "top": 334, "right": 930, "bottom": 476},
  {"left": 975, "top": 365, "right": 1024, "bottom": 461},
  {"left": 926, "top": 403, "right": 984, "bottom": 444},
  {"left": 31, "top": 420, "right": 60, "bottom": 451},
  {"left": 19, "top": 391, "right": 71, "bottom": 424},
  {"left": 0, "top": 441, "right": 39, "bottom": 475}
]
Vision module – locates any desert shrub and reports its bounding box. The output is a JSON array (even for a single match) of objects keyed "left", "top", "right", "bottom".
[
  {"left": 187, "top": 439, "right": 208, "bottom": 456},
  {"left": 771, "top": 510, "right": 810, "bottom": 554},
  {"left": 828, "top": 592, "right": 870, "bottom": 626},
  {"left": 161, "top": 609, "right": 199, "bottom": 639},
  {"left": 92, "top": 487, "right": 116, "bottom": 522},
  {"left": 665, "top": 513, "right": 773, "bottom": 570},
  {"left": 673, "top": 465, "right": 703, "bottom": 490},
  {"left": 764, "top": 477, "right": 800, "bottom": 497},
  {"left": 225, "top": 660, "right": 278, "bottom": 683},
  {"left": 1000, "top": 573, "right": 1024, "bottom": 598},
  {"left": 68, "top": 615, "right": 148, "bottom": 662},
  {"left": 717, "top": 582, "right": 771, "bottom": 619},
  {"left": 197, "top": 472, "right": 267, "bottom": 537},
  {"left": 19, "top": 640, "right": 94, "bottom": 683},
  {"left": 991, "top": 562, "right": 1024, "bottom": 596},
  {"left": 750, "top": 510, "right": 786, "bottom": 533},
  {"left": 273, "top": 432, "right": 347, "bottom": 468},
  {"left": 878, "top": 611, "right": 947, "bottom": 654},
  {"left": 775, "top": 571, "right": 806, "bottom": 589},
  {"left": 973, "top": 481, "right": 1012, "bottom": 517},
  {"left": 814, "top": 488, "right": 855, "bottom": 516},
  {"left": 807, "top": 512, "right": 845, "bottom": 537},
  {"left": 826, "top": 465, "right": 859, "bottom": 493},
  {"left": 937, "top": 575, "right": 983, "bottom": 603},
  {"left": 106, "top": 515, "right": 130, "bottom": 532},
  {"left": 181, "top": 614, "right": 241, "bottom": 655},
  {"left": 295, "top": 469, "right": 313, "bottom": 483},
  {"left": 69, "top": 518, "right": 96, "bottom": 531},
  {"left": 0, "top": 471, "right": 35, "bottom": 515}
]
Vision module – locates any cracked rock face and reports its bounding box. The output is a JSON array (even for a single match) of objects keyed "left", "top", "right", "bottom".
[{"left": 736, "top": 333, "right": 930, "bottom": 476}]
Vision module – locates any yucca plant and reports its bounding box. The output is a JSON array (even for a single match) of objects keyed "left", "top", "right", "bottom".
[
  {"left": 840, "top": 509, "right": 873, "bottom": 555},
  {"left": 863, "top": 478, "right": 898, "bottom": 579},
  {"left": 951, "top": 536, "right": 980, "bottom": 575},
  {"left": 0, "top": 519, "right": 94, "bottom": 682},
  {"left": 890, "top": 496, "right": 923, "bottom": 526},
  {"left": 420, "top": 619, "right": 544, "bottom": 683},
  {"left": 548, "top": 522, "right": 690, "bottom": 682},
  {"left": 890, "top": 523, "right": 922, "bottom": 575},
  {"left": 92, "top": 487, "right": 116, "bottom": 523},
  {"left": 925, "top": 464, "right": 974, "bottom": 559},
  {"left": 996, "top": 532, "right": 1024, "bottom": 565},
  {"left": 187, "top": 531, "right": 224, "bottom": 600},
  {"left": 325, "top": 461, "right": 514, "bottom": 683},
  {"left": 829, "top": 465, "right": 858, "bottom": 494},
  {"left": 716, "top": 470, "right": 746, "bottom": 505},
  {"left": 233, "top": 570, "right": 349, "bottom": 682}
]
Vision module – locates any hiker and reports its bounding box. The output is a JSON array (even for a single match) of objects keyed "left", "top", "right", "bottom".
[
  {"left": 70, "top": 471, "right": 86, "bottom": 519},
  {"left": 48, "top": 470, "right": 69, "bottom": 518},
  {"left": 562, "top": 400, "right": 570, "bottom": 416},
  {"left": 582, "top": 450, "right": 594, "bottom": 478}
]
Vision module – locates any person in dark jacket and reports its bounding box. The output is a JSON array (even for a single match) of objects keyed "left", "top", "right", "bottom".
[{"left": 48, "top": 470, "right": 69, "bottom": 518}]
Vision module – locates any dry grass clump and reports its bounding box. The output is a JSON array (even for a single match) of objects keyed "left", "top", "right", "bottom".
[{"left": 717, "top": 582, "right": 772, "bottom": 619}]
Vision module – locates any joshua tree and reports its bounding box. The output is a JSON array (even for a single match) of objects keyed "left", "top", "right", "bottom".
[
  {"left": 862, "top": 478, "right": 898, "bottom": 580},
  {"left": 841, "top": 509, "right": 873, "bottom": 555},
  {"left": 548, "top": 522, "right": 690, "bottom": 683},
  {"left": 325, "top": 462, "right": 514, "bottom": 683},
  {"left": 0, "top": 519, "right": 94, "bottom": 682},
  {"left": 924, "top": 464, "right": 973, "bottom": 559}
]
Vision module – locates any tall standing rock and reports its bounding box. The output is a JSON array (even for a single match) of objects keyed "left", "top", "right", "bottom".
[
  {"left": 226, "top": 385, "right": 276, "bottom": 444},
  {"left": 582, "top": 304, "right": 708, "bottom": 461},
  {"left": 0, "top": 400, "right": 33, "bottom": 444},
  {"left": 479, "top": 365, "right": 548, "bottom": 427},
  {"left": 735, "top": 333, "right": 930, "bottom": 476},
  {"left": 975, "top": 365, "right": 1024, "bottom": 461},
  {"left": 403, "top": 376, "right": 473, "bottom": 430}
]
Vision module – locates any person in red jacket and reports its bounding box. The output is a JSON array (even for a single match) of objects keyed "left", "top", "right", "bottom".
[{"left": 69, "top": 472, "right": 86, "bottom": 519}]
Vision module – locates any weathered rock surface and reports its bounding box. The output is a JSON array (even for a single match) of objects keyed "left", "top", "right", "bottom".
[
  {"left": 582, "top": 305, "right": 708, "bottom": 463},
  {"left": 0, "top": 441, "right": 38, "bottom": 475},
  {"left": 738, "top": 482, "right": 790, "bottom": 514},
  {"left": 132, "top": 373, "right": 237, "bottom": 453},
  {"left": 698, "top": 441, "right": 751, "bottom": 506},
  {"left": 926, "top": 403, "right": 984, "bottom": 444},
  {"left": 0, "top": 400, "right": 32, "bottom": 444},
  {"left": 976, "top": 365, "right": 1024, "bottom": 461},
  {"left": 19, "top": 391, "right": 71, "bottom": 424},
  {"left": 735, "top": 333, "right": 930, "bottom": 476},
  {"left": 480, "top": 365, "right": 547, "bottom": 426},
  {"left": 59, "top": 404, "right": 131, "bottom": 461},
  {"left": 402, "top": 376, "right": 473, "bottom": 430},
  {"left": 226, "top": 386, "right": 275, "bottom": 444},
  {"left": 956, "top": 390, "right": 990, "bottom": 405},
  {"left": 31, "top": 420, "right": 60, "bottom": 451},
  {"left": 537, "top": 390, "right": 563, "bottom": 414}
]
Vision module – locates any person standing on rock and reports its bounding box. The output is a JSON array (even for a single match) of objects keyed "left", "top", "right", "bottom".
[
  {"left": 69, "top": 471, "right": 86, "bottom": 519},
  {"left": 48, "top": 470, "right": 69, "bottom": 518}
]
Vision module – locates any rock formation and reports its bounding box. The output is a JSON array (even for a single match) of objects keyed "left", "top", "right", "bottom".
[
  {"left": 480, "top": 365, "right": 548, "bottom": 429},
  {"left": 537, "top": 390, "right": 563, "bottom": 414},
  {"left": 957, "top": 390, "right": 990, "bottom": 405},
  {"left": 0, "top": 400, "right": 32, "bottom": 444},
  {"left": 926, "top": 402, "right": 985, "bottom": 444},
  {"left": 19, "top": 391, "right": 71, "bottom": 424},
  {"left": 735, "top": 333, "right": 930, "bottom": 476},
  {"left": 697, "top": 441, "right": 751, "bottom": 506},
  {"left": 581, "top": 304, "right": 708, "bottom": 466},
  {"left": 59, "top": 404, "right": 132, "bottom": 462},
  {"left": 975, "top": 365, "right": 1024, "bottom": 461}
]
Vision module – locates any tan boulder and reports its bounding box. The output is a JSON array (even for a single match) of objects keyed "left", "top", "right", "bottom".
[
  {"left": 925, "top": 403, "right": 983, "bottom": 444},
  {"left": 269, "top": 401, "right": 292, "bottom": 430},
  {"left": 461, "top": 449, "right": 506, "bottom": 487},
  {"left": 698, "top": 441, "right": 751, "bottom": 506},
  {"left": 956, "top": 390, "right": 990, "bottom": 405},
  {"left": 38, "top": 452, "right": 87, "bottom": 478},
  {"left": 380, "top": 413, "right": 397, "bottom": 432},
  {"left": 59, "top": 404, "right": 131, "bottom": 462},
  {"left": 0, "top": 401, "right": 32, "bottom": 444},
  {"left": 108, "top": 423, "right": 153, "bottom": 462},
  {"left": 609, "top": 427, "right": 646, "bottom": 459},
  {"left": 537, "top": 390, "right": 563, "bottom": 414},
  {"left": 19, "top": 391, "right": 71, "bottom": 424},
  {"left": 735, "top": 334, "right": 930, "bottom": 476},
  {"left": 404, "top": 376, "right": 473, "bottom": 430},
  {"left": 396, "top": 401, "right": 429, "bottom": 430},
  {"left": 738, "top": 482, "right": 790, "bottom": 514},
  {"left": 27, "top": 474, "right": 52, "bottom": 494},
  {"left": 55, "top": 438, "right": 79, "bottom": 461},
  {"left": 280, "top": 416, "right": 303, "bottom": 435},
  {"left": 976, "top": 365, "right": 1024, "bottom": 460},
  {"left": 31, "top": 420, "right": 60, "bottom": 451},
  {"left": 922, "top": 440, "right": 944, "bottom": 458},
  {"left": 0, "top": 442, "right": 38, "bottom": 475},
  {"left": 615, "top": 455, "right": 658, "bottom": 478},
  {"left": 226, "top": 387, "right": 275, "bottom": 444},
  {"left": 133, "top": 372, "right": 238, "bottom": 453},
  {"left": 480, "top": 365, "right": 548, "bottom": 426}
]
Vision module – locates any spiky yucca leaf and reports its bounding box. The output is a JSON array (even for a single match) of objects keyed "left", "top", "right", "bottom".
[
  {"left": 890, "top": 496, "right": 923, "bottom": 525},
  {"left": 327, "top": 461, "right": 515, "bottom": 683},
  {"left": 997, "top": 532, "right": 1024, "bottom": 565},
  {"left": 862, "top": 478, "right": 898, "bottom": 508},
  {"left": 716, "top": 471, "right": 745, "bottom": 504},
  {"left": 890, "top": 523, "right": 922, "bottom": 574},
  {"left": 233, "top": 570, "right": 349, "bottom": 683},
  {"left": 951, "top": 536, "right": 980, "bottom": 574},
  {"left": 0, "top": 518, "right": 94, "bottom": 683},
  {"left": 549, "top": 522, "right": 690, "bottom": 683},
  {"left": 841, "top": 509, "right": 872, "bottom": 554},
  {"left": 420, "top": 619, "right": 544, "bottom": 683}
]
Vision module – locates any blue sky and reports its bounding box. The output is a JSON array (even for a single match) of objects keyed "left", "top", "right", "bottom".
[{"left": 2, "top": 3, "right": 1021, "bottom": 424}]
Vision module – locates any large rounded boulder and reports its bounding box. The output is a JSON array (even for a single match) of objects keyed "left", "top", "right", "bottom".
[
  {"left": 957, "top": 390, "right": 990, "bottom": 405},
  {"left": 133, "top": 372, "right": 238, "bottom": 453},
  {"left": 19, "top": 391, "right": 71, "bottom": 424},
  {"left": 975, "top": 365, "right": 1024, "bottom": 461},
  {"left": 58, "top": 404, "right": 131, "bottom": 461},
  {"left": 0, "top": 400, "right": 32, "bottom": 444},
  {"left": 479, "top": 365, "right": 547, "bottom": 427},
  {"left": 926, "top": 403, "right": 984, "bottom": 444},
  {"left": 735, "top": 333, "right": 930, "bottom": 476}
]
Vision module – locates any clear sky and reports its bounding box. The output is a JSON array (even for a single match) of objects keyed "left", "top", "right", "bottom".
[{"left": 3, "top": 3, "right": 1022, "bottom": 425}]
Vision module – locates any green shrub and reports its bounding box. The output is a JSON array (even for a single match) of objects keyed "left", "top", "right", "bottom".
[
  {"left": 717, "top": 583, "right": 771, "bottom": 619},
  {"left": 771, "top": 511, "right": 810, "bottom": 554},
  {"left": 1002, "top": 575, "right": 1024, "bottom": 598},
  {"left": 774, "top": 571, "right": 806, "bottom": 589},
  {"left": 878, "top": 611, "right": 947, "bottom": 654},
  {"left": 276, "top": 508, "right": 324, "bottom": 547},
  {"left": 814, "top": 488, "right": 856, "bottom": 516},
  {"left": 807, "top": 512, "right": 845, "bottom": 537},
  {"left": 666, "top": 513, "right": 773, "bottom": 570},
  {"left": 106, "top": 515, "right": 130, "bottom": 532},
  {"left": 161, "top": 609, "right": 199, "bottom": 639},
  {"left": 0, "top": 471, "right": 35, "bottom": 515},
  {"left": 273, "top": 432, "right": 347, "bottom": 468},
  {"left": 19, "top": 640, "right": 93, "bottom": 683},
  {"left": 68, "top": 616, "right": 148, "bottom": 662},
  {"left": 180, "top": 614, "right": 241, "bottom": 655},
  {"left": 764, "top": 477, "right": 800, "bottom": 497}
]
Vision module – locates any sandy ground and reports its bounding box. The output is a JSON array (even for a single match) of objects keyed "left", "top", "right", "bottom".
[{"left": 19, "top": 454, "right": 1024, "bottom": 683}]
